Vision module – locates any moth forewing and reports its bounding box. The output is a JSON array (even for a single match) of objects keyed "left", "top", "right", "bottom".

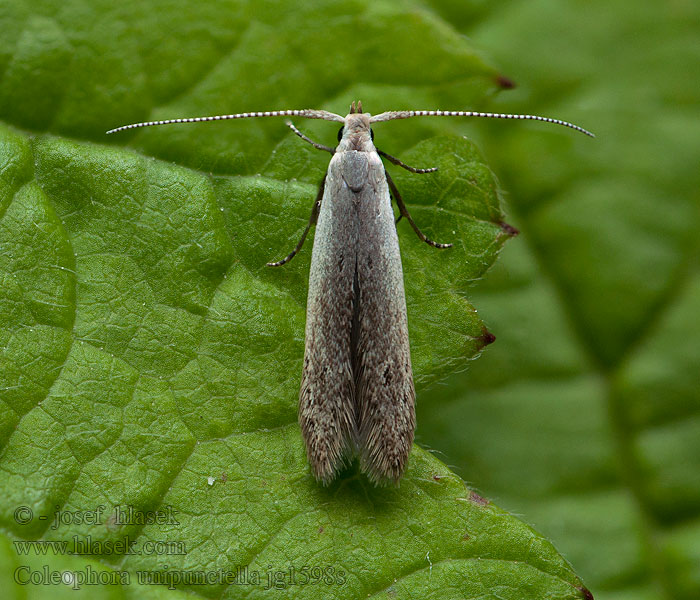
[
  {"left": 354, "top": 151, "right": 415, "bottom": 484},
  {"left": 298, "top": 151, "right": 358, "bottom": 484}
]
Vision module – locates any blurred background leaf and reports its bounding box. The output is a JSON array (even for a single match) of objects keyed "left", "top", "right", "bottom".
[{"left": 418, "top": 1, "right": 700, "bottom": 600}]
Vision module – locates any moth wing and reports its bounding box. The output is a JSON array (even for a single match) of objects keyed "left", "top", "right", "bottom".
[
  {"left": 299, "top": 158, "right": 358, "bottom": 484},
  {"left": 355, "top": 155, "right": 415, "bottom": 484}
]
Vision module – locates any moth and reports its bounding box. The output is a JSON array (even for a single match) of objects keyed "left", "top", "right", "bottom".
[{"left": 108, "top": 102, "right": 592, "bottom": 485}]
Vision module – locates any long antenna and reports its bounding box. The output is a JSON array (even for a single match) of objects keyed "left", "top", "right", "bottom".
[
  {"left": 370, "top": 110, "right": 594, "bottom": 137},
  {"left": 106, "top": 109, "right": 344, "bottom": 135},
  {"left": 106, "top": 106, "right": 593, "bottom": 138}
]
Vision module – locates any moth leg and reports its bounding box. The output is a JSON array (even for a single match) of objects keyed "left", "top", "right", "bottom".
[
  {"left": 384, "top": 170, "right": 452, "bottom": 249},
  {"left": 286, "top": 121, "right": 335, "bottom": 154},
  {"left": 267, "top": 175, "right": 325, "bottom": 266},
  {"left": 377, "top": 149, "right": 437, "bottom": 174}
]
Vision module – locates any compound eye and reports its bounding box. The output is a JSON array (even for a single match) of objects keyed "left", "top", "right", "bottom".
[{"left": 337, "top": 126, "right": 344, "bottom": 142}]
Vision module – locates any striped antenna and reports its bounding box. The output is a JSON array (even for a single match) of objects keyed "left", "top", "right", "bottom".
[
  {"left": 106, "top": 109, "right": 344, "bottom": 135},
  {"left": 370, "top": 110, "right": 594, "bottom": 137},
  {"left": 107, "top": 105, "right": 593, "bottom": 138}
]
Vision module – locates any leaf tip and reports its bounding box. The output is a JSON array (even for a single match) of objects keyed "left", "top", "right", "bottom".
[
  {"left": 498, "top": 221, "right": 520, "bottom": 237},
  {"left": 578, "top": 586, "right": 595, "bottom": 600},
  {"left": 478, "top": 327, "right": 497, "bottom": 349},
  {"left": 495, "top": 74, "right": 517, "bottom": 89}
]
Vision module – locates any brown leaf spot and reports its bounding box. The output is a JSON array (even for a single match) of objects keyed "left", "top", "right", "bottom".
[{"left": 469, "top": 491, "right": 489, "bottom": 506}]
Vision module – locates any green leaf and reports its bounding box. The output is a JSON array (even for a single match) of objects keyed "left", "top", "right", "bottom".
[{"left": 0, "top": 1, "right": 593, "bottom": 599}]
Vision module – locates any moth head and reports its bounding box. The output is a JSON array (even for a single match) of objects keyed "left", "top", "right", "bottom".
[
  {"left": 349, "top": 100, "right": 364, "bottom": 114},
  {"left": 336, "top": 111, "right": 374, "bottom": 152}
]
